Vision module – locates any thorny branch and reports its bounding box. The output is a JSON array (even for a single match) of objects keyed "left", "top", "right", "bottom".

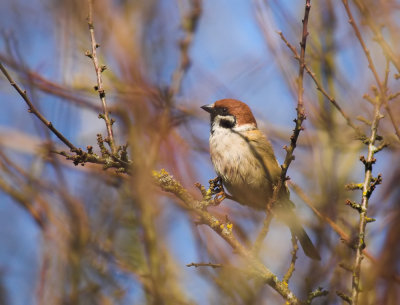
[
  {"left": 255, "top": 0, "right": 313, "bottom": 256},
  {"left": 350, "top": 102, "right": 383, "bottom": 305},
  {"left": 282, "top": 233, "right": 299, "bottom": 284},
  {"left": 341, "top": 1, "right": 387, "bottom": 304},
  {"left": 87, "top": 0, "right": 117, "bottom": 154}
]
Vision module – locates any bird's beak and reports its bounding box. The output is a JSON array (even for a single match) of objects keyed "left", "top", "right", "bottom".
[{"left": 201, "top": 104, "right": 214, "bottom": 114}]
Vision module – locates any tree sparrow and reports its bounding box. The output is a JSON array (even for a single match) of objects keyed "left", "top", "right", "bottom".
[{"left": 201, "top": 99, "right": 320, "bottom": 260}]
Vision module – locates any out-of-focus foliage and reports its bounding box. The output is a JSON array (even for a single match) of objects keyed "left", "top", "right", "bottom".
[{"left": 0, "top": 0, "right": 399, "bottom": 304}]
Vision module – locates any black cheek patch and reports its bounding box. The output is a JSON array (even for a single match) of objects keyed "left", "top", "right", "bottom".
[{"left": 219, "top": 118, "right": 236, "bottom": 129}]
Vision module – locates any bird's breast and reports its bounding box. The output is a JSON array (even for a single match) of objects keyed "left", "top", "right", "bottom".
[{"left": 209, "top": 128, "right": 272, "bottom": 209}]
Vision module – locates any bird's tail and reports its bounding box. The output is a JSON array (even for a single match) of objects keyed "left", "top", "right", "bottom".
[
  {"left": 278, "top": 200, "right": 321, "bottom": 260},
  {"left": 290, "top": 223, "right": 321, "bottom": 260}
]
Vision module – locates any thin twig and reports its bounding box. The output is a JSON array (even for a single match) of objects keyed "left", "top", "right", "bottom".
[
  {"left": 0, "top": 173, "right": 45, "bottom": 228},
  {"left": 186, "top": 262, "right": 222, "bottom": 268},
  {"left": 252, "top": 213, "right": 273, "bottom": 254},
  {"left": 342, "top": 0, "right": 400, "bottom": 141},
  {"left": 292, "top": 180, "right": 400, "bottom": 284},
  {"left": 0, "top": 53, "right": 102, "bottom": 112},
  {"left": 278, "top": 0, "right": 311, "bottom": 186},
  {"left": 341, "top": 1, "right": 383, "bottom": 92},
  {"left": 352, "top": 0, "right": 400, "bottom": 74},
  {"left": 306, "top": 287, "right": 329, "bottom": 305},
  {"left": 170, "top": 0, "right": 201, "bottom": 97},
  {"left": 289, "top": 182, "right": 382, "bottom": 267},
  {"left": 283, "top": 233, "right": 299, "bottom": 284},
  {"left": 87, "top": 0, "right": 116, "bottom": 154},
  {"left": 278, "top": 32, "right": 358, "bottom": 132},
  {"left": 0, "top": 62, "right": 77, "bottom": 151},
  {"left": 383, "top": 98, "right": 400, "bottom": 141},
  {"left": 380, "top": 58, "right": 400, "bottom": 139},
  {"left": 388, "top": 91, "right": 400, "bottom": 101}
]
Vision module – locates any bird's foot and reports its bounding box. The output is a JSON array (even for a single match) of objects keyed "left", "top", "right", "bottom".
[
  {"left": 210, "top": 177, "right": 235, "bottom": 205},
  {"left": 209, "top": 176, "right": 223, "bottom": 195},
  {"left": 212, "top": 191, "right": 226, "bottom": 205}
]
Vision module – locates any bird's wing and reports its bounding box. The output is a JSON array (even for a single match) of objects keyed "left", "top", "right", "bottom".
[{"left": 244, "top": 129, "right": 282, "bottom": 184}]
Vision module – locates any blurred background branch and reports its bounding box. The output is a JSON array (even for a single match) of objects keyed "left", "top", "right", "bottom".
[{"left": 0, "top": 0, "right": 399, "bottom": 305}]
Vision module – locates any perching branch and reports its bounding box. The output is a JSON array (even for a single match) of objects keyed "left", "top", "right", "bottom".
[{"left": 153, "top": 169, "right": 304, "bottom": 305}]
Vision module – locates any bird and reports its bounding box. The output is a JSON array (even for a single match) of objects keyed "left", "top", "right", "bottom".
[{"left": 201, "top": 98, "right": 321, "bottom": 260}]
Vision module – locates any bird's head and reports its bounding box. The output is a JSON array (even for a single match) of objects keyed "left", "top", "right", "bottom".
[{"left": 201, "top": 99, "right": 257, "bottom": 132}]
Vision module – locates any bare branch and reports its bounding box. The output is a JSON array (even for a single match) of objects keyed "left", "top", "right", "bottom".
[
  {"left": 256, "top": 0, "right": 313, "bottom": 254},
  {"left": 0, "top": 61, "right": 77, "bottom": 151},
  {"left": 340, "top": 2, "right": 388, "bottom": 303},
  {"left": 153, "top": 169, "right": 303, "bottom": 305},
  {"left": 342, "top": 0, "right": 400, "bottom": 141},
  {"left": 186, "top": 262, "right": 222, "bottom": 268},
  {"left": 278, "top": 32, "right": 358, "bottom": 132},
  {"left": 170, "top": 0, "right": 202, "bottom": 98},
  {"left": 87, "top": 0, "right": 117, "bottom": 154},
  {"left": 283, "top": 233, "right": 299, "bottom": 284}
]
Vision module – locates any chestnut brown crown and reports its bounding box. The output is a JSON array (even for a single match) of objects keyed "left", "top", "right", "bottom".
[{"left": 202, "top": 99, "right": 258, "bottom": 127}]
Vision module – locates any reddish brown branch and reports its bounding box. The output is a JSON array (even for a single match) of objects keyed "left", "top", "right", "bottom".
[
  {"left": 170, "top": 0, "right": 202, "bottom": 98},
  {"left": 0, "top": 53, "right": 102, "bottom": 112},
  {"left": 279, "top": 0, "right": 311, "bottom": 182},
  {"left": 87, "top": 0, "right": 116, "bottom": 154},
  {"left": 0, "top": 61, "right": 77, "bottom": 151},
  {"left": 353, "top": 0, "right": 400, "bottom": 74},
  {"left": 342, "top": 0, "right": 399, "bottom": 141}
]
